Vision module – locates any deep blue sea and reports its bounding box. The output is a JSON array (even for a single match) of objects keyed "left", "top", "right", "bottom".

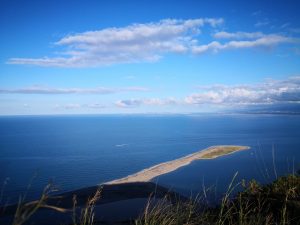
[{"left": 0, "top": 114, "right": 300, "bottom": 205}]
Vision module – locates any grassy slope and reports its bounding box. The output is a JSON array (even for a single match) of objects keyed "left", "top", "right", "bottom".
[
  {"left": 3, "top": 174, "right": 299, "bottom": 225},
  {"left": 136, "top": 174, "right": 300, "bottom": 225}
]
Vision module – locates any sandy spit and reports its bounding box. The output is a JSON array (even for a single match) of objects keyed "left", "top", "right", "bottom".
[{"left": 106, "top": 145, "right": 250, "bottom": 185}]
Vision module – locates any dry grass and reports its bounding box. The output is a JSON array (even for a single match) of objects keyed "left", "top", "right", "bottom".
[
  {"left": 12, "top": 184, "right": 68, "bottom": 225},
  {"left": 72, "top": 188, "right": 102, "bottom": 225},
  {"left": 7, "top": 183, "right": 102, "bottom": 225},
  {"left": 3, "top": 167, "right": 299, "bottom": 225},
  {"left": 136, "top": 174, "right": 300, "bottom": 225}
]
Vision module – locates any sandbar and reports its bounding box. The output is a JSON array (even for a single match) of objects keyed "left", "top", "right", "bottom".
[{"left": 106, "top": 145, "right": 250, "bottom": 184}]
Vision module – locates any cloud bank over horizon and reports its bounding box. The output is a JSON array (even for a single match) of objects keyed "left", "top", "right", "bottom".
[
  {"left": 1, "top": 76, "right": 300, "bottom": 114},
  {"left": 115, "top": 76, "right": 300, "bottom": 113},
  {"left": 2, "top": 76, "right": 300, "bottom": 113}
]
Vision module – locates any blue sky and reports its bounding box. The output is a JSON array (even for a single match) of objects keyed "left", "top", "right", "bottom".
[{"left": 1, "top": 0, "right": 300, "bottom": 115}]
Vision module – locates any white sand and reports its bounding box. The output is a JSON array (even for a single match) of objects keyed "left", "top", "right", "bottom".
[{"left": 106, "top": 145, "right": 250, "bottom": 185}]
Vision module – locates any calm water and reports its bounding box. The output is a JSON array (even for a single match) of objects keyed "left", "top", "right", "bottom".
[{"left": 0, "top": 114, "right": 300, "bottom": 204}]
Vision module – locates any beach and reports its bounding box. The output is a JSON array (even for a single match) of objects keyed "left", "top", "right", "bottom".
[{"left": 106, "top": 145, "right": 250, "bottom": 184}]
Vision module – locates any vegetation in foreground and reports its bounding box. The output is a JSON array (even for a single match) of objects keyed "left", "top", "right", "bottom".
[
  {"left": 1, "top": 174, "right": 299, "bottom": 225},
  {"left": 137, "top": 173, "right": 300, "bottom": 225}
]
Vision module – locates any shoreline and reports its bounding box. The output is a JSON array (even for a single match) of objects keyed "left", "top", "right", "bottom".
[{"left": 106, "top": 145, "right": 250, "bottom": 185}]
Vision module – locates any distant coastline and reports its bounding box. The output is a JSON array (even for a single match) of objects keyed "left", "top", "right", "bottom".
[{"left": 106, "top": 145, "right": 250, "bottom": 184}]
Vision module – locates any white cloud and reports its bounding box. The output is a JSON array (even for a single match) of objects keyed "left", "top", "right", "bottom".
[
  {"left": 203, "top": 18, "right": 224, "bottom": 27},
  {"left": 115, "top": 99, "right": 142, "bottom": 108},
  {"left": 192, "top": 34, "right": 294, "bottom": 54},
  {"left": 213, "top": 31, "right": 265, "bottom": 39},
  {"left": 7, "top": 18, "right": 299, "bottom": 68},
  {"left": 280, "top": 23, "right": 290, "bottom": 29},
  {"left": 85, "top": 103, "right": 106, "bottom": 109},
  {"left": 192, "top": 41, "right": 222, "bottom": 54},
  {"left": 115, "top": 97, "right": 180, "bottom": 108},
  {"left": 115, "top": 77, "right": 300, "bottom": 109},
  {"left": 0, "top": 86, "right": 149, "bottom": 94},
  {"left": 255, "top": 19, "right": 270, "bottom": 27},
  {"left": 185, "top": 76, "right": 300, "bottom": 105},
  {"left": 255, "top": 22, "right": 269, "bottom": 27},
  {"left": 8, "top": 18, "right": 223, "bottom": 68},
  {"left": 45, "top": 77, "right": 300, "bottom": 112}
]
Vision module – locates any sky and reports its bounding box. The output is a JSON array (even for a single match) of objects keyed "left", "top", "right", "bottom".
[{"left": 1, "top": 0, "right": 300, "bottom": 115}]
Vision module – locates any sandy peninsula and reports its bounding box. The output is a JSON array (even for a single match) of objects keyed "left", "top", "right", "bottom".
[{"left": 106, "top": 145, "right": 250, "bottom": 184}]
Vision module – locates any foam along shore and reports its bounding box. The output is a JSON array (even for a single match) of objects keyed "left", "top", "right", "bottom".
[{"left": 106, "top": 145, "right": 250, "bottom": 185}]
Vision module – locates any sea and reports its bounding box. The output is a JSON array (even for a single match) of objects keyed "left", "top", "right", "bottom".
[{"left": 0, "top": 114, "right": 300, "bottom": 205}]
